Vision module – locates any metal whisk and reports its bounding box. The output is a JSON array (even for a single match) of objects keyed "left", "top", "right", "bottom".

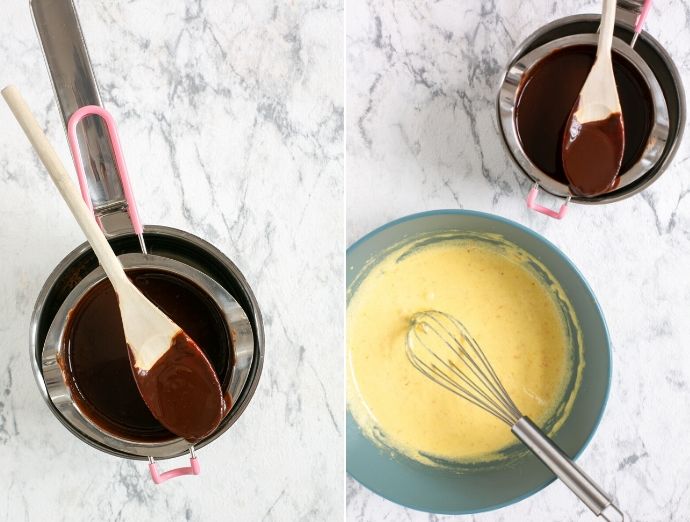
[{"left": 407, "top": 310, "right": 624, "bottom": 522}]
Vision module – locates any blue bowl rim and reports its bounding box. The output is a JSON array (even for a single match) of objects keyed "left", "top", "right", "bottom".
[{"left": 346, "top": 208, "right": 613, "bottom": 515}]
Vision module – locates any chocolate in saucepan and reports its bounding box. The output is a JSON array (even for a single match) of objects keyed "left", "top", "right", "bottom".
[
  {"left": 515, "top": 45, "right": 653, "bottom": 193},
  {"left": 61, "top": 270, "right": 233, "bottom": 443}
]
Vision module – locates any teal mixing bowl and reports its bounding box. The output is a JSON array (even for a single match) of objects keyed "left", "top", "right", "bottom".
[{"left": 346, "top": 209, "right": 611, "bottom": 515}]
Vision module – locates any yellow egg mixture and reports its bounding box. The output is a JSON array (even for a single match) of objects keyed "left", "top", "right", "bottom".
[{"left": 347, "top": 235, "right": 581, "bottom": 464}]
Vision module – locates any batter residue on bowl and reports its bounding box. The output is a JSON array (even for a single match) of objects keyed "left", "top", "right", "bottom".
[{"left": 347, "top": 233, "right": 583, "bottom": 465}]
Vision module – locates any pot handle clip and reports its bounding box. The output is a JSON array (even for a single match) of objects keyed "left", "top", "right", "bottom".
[
  {"left": 631, "top": 0, "right": 653, "bottom": 48},
  {"left": 67, "top": 105, "right": 147, "bottom": 253},
  {"left": 526, "top": 184, "right": 570, "bottom": 220},
  {"left": 148, "top": 447, "right": 201, "bottom": 485}
]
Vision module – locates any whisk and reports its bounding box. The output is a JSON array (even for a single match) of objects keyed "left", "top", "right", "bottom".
[{"left": 406, "top": 310, "right": 624, "bottom": 521}]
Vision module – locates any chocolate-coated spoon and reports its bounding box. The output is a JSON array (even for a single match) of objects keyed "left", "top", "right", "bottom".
[
  {"left": 2, "top": 85, "right": 224, "bottom": 443},
  {"left": 562, "top": 0, "right": 625, "bottom": 196}
]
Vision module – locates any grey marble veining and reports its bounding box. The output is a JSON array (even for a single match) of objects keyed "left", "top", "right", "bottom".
[
  {"left": 347, "top": 0, "right": 690, "bottom": 521},
  {"left": 0, "top": 0, "right": 342, "bottom": 520}
]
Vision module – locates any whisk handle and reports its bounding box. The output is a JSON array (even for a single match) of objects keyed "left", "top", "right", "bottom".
[{"left": 512, "top": 417, "right": 625, "bottom": 521}]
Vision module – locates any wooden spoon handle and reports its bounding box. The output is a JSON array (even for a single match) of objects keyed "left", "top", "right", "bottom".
[
  {"left": 2, "top": 85, "right": 130, "bottom": 289},
  {"left": 597, "top": 0, "right": 617, "bottom": 59}
]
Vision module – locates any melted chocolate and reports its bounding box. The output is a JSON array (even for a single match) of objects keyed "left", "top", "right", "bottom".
[
  {"left": 515, "top": 45, "right": 653, "bottom": 189},
  {"left": 129, "top": 332, "right": 225, "bottom": 443},
  {"left": 62, "top": 270, "right": 233, "bottom": 442},
  {"left": 562, "top": 111, "right": 625, "bottom": 196}
]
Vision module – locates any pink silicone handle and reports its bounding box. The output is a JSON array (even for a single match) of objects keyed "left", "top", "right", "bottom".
[
  {"left": 148, "top": 457, "right": 201, "bottom": 485},
  {"left": 526, "top": 185, "right": 569, "bottom": 220},
  {"left": 634, "top": 0, "right": 652, "bottom": 34},
  {"left": 66, "top": 106, "right": 143, "bottom": 235}
]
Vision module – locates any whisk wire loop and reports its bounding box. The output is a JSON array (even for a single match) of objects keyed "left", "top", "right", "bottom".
[
  {"left": 406, "top": 310, "right": 521, "bottom": 426},
  {"left": 409, "top": 322, "right": 512, "bottom": 423}
]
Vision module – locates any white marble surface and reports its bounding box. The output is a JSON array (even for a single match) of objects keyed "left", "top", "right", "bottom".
[
  {"left": 0, "top": 0, "right": 342, "bottom": 520},
  {"left": 347, "top": 0, "right": 690, "bottom": 521}
]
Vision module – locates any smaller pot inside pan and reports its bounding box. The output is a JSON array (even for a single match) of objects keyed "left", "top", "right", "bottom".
[
  {"left": 41, "top": 252, "right": 255, "bottom": 457},
  {"left": 61, "top": 268, "right": 233, "bottom": 442},
  {"left": 497, "top": 28, "right": 677, "bottom": 203},
  {"left": 515, "top": 44, "right": 653, "bottom": 189}
]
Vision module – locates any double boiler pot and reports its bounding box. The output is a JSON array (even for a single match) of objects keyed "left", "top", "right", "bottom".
[
  {"left": 28, "top": 0, "right": 264, "bottom": 482},
  {"left": 497, "top": 1, "right": 686, "bottom": 218}
]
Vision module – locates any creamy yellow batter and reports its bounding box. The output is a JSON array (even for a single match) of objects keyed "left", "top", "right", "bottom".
[{"left": 347, "top": 234, "right": 581, "bottom": 464}]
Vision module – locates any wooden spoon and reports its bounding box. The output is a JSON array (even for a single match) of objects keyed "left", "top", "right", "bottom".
[
  {"left": 562, "top": 0, "right": 625, "bottom": 197},
  {"left": 2, "top": 85, "right": 224, "bottom": 443}
]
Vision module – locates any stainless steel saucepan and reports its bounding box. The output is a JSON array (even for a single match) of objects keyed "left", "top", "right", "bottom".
[
  {"left": 496, "top": 3, "right": 685, "bottom": 219},
  {"left": 28, "top": 0, "right": 264, "bottom": 483}
]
